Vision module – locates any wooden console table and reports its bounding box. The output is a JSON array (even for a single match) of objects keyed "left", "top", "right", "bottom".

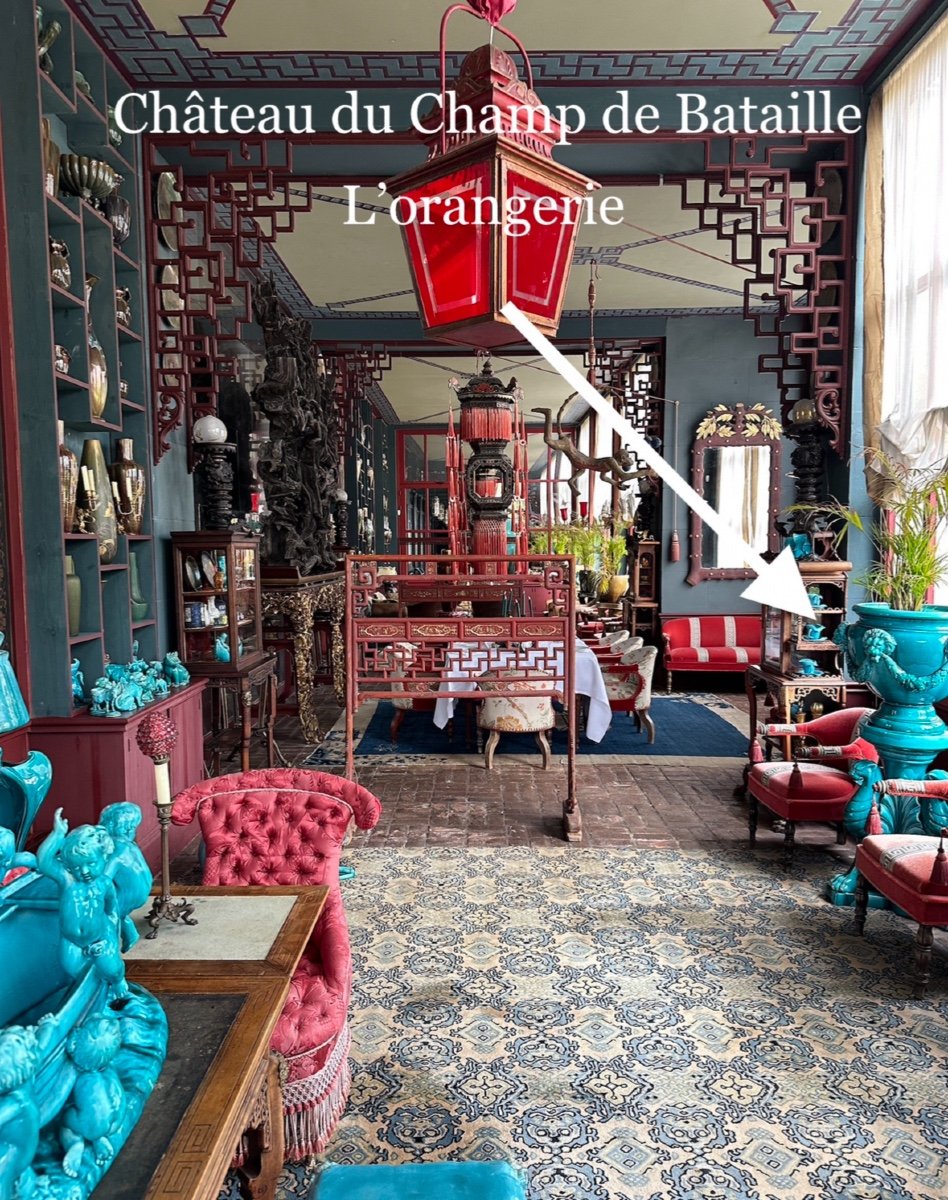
[
  {"left": 262, "top": 574, "right": 345, "bottom": 742},
  {"left": 105, "top": 886, "right": 327, "bottom": 1200}
]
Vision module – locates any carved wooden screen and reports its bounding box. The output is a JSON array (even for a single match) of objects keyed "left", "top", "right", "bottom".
[{"left": 345, "top": 553, "right": 581, "bottom": 839}]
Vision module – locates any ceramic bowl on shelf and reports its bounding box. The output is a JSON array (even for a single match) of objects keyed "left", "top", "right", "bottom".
[{"left": 59, "top": 155, "right": 118, "bottom": 203}]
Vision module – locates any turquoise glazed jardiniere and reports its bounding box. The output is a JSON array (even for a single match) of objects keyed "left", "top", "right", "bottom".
[{"left": 835, "top": 602, "right": 948, "bottom": 782}]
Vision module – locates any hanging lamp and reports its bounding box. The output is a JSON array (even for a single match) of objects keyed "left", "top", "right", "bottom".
[{"left": 386, "top": 1, "right": 598, "bottom": 349}]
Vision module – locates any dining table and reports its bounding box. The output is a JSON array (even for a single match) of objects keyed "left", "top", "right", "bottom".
[{"left": 432, "top": 638, "right": 613, "bottom": 742}]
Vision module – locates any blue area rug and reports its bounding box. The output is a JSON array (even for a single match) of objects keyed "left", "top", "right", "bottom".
[
  {"left": 220, "top": 845, "right": 948, "bottom": 1200},
  {"left": 344, "top": 696, "right": 748, "bottom": 760}
]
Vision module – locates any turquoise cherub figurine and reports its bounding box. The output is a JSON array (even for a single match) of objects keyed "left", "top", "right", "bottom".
[
  {"left": 99, "top": 803, "right": 152, "bottom": 952},
  {"left": 214, "top": 633, "right": 231, "bottom": 663},
  {"left": 61, "top": 1016, "right": 127, "bottom": 1178},
  {"left": 36, "top": 810, "right": 128, "bottom": 1003}
]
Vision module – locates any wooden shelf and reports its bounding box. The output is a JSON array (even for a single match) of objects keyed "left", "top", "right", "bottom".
[
  {"left": 40, "top": 71, "right": 75, "bottom": 115},
  {"left": 68, "top": 631, "right": 102, "bottom": 645},
  {"left": 50, "top": 282, "right": 84, "bottom": 310}
]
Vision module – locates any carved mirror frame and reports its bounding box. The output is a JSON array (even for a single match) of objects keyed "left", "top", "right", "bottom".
[{"left": 686, "top": 403, "right": 783, "bottom": 586}]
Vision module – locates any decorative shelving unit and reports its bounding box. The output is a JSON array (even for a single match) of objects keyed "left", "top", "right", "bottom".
[
  {"left": 747, "top": 560, "right": 852, "bottom": 758},
  {"left": 0, "top": 0, "right": 204, "bottom": 861},
  {"left": 2, "top": 0, "right": 159, "bottom": 715}
]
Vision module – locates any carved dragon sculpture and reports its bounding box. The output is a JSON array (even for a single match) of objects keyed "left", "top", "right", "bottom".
[{"left": 251, "top": 277, "right": 339, "bottom": 575}]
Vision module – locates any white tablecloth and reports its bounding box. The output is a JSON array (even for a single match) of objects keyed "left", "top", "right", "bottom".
[{"left": 433, "top": 640, "right": 612, "bottom": 743}]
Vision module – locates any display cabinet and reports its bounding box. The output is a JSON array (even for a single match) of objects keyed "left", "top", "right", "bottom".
[
  {"left": 747, "top": 560, "right": 853, "bottom": 757},
  {"left": 171, "top": 531, "right": 265, "bottom": 673},
  {"left": 624, "top": 537, "right": 660, "bottom": 643},
  {"left": 0, "top": 0, "right": 159, "bottom": 720}
]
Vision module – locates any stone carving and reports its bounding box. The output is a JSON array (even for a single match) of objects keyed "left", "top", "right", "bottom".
[{"left": 252, "top": 277, "right": 338, "bottom": 575}]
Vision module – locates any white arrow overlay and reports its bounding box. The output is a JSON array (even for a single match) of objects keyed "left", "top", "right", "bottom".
[{"left": 500, "top": 302, "right": 815, "bottom": 620}]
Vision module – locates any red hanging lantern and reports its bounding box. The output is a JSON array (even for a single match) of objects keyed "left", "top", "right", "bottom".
[{"left": 386, "top": 4, "right": 598, "bottom": 349}]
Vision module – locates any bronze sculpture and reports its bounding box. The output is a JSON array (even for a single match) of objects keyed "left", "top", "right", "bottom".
[{"left": 533, "top": 405, "right": 651, "bottom": 497}]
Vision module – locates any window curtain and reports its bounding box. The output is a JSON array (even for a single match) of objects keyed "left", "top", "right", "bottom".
[{"left": 869, "top": 18, "right": 948, "bottom": 489}]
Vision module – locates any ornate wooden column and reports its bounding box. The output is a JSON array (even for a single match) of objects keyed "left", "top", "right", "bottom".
[{"left": 456, "top": 361, "right": 519, "bottom": 567}]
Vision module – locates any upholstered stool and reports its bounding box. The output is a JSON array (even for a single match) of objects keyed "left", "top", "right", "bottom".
[
  {"left": 747, "top": 758, "right": 858, "bottom": 868},
  {"left": 311, "top": 1161, "right": 527, "bottom": 1200},
  {"left": 854, "top": 831, "right": 948, "bottom": 998}
]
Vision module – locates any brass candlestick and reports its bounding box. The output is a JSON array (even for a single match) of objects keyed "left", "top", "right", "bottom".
[{"left": 135, "top": 711, "right": 197, "bottom": 939}]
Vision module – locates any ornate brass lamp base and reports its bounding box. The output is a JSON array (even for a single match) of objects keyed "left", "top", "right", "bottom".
[{"left": 145, "top": 892, "right": 198, "bottom": 939}]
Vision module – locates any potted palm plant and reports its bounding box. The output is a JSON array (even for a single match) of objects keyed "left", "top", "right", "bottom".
[
  {"left": 793, "top": 452, "right": 948, "bottom": 783},
  {"left": 598, "top": 529, "right": 630, "bottom": 602},
  {"left": 571, "top": 523, "right": 602, "bottom": 602}
]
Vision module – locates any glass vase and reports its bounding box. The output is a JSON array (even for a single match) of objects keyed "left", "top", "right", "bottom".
[
  {"left": 78, "top": 438, "right": 118, "bottom": 563},
  {"left": 65, "top": 555, "right": 81, "bottom": 636},
  {"left": 84, "top": 274, "right": 108, "bottom": 419},
  {"left": 109, "top": 437, "right": 145, "bottom": 534},
  {"left": 58, "top": 419, "right": 77, "bottom": 533}
]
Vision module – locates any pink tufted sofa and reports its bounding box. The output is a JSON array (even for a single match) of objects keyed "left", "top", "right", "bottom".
[{"left": 172, "top": 768, "right": 382, "bottom": 1159}]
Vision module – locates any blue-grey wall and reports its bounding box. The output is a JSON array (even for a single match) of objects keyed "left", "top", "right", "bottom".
[
  {"left": 660, "top": 315, "right": 793, "bottom": 616},
  {"left": 151, "top": 432, "right": 195, "bottom": 653}
]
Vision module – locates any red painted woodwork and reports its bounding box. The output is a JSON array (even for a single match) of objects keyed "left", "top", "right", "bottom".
[
  {"left": 0, "top": 729, "right": 29, "bottom": 765},
  {"left": 28, "top": 681, "right": 207, "bottom": 868},
  {"left": 386, "top": 43, "right": 595, "bottom": 347}
]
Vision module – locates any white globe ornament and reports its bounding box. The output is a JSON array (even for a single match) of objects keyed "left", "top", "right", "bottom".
[{"left": 192, "top": 414, "right": 229, "bottom": 444}]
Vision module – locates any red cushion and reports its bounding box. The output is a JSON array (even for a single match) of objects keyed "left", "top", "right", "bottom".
[
  {"left": 748, "top": 761, "right": 855, "bottom": 821},
  {"left": 860, "top": 834, "right": 948, "bottom": 894},
  {"left": 856, "top": 841, "right": 948, "bottom": 924},
  {"left": 667, "top": 647, "right": 761, "bottom": 665}
]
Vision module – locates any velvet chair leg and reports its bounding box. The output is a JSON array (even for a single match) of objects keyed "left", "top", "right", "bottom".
[
  {"left": 748, "top": 795, "right": 758, "bottom": 846},
  {"left": 390, "top": 708, "right": 406, "bottom": 745},
  {"left": 913, "top": 923, "right": 934, "bottom": 1000},
  {"left": 535, "top": 729, "right": 552, "bottom": 770},
  {"left": 782, "top": 820, "right": 796, "bottom": 871},
  {"left": 853, "top": 872, "right": 869, "bottom": 935},
  {"left": 484, "top": 730, "right": 500, "bottom": 770},
  {"left": 640, "top": 708, "right": 655, "bottom": 744}
]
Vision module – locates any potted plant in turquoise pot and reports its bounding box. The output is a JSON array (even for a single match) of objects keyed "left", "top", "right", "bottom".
[{"left": 796, "top": 452, "right": 948, "bottom": 802}]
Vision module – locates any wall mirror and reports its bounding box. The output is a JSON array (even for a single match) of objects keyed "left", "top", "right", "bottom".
[{"left": 686, "top": 403, "right": 783, "bottom": 585}]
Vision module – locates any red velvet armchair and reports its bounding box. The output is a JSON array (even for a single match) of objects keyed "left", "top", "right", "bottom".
[{"left": 172, "top": 768, "right": 382, "bottom": 1159}]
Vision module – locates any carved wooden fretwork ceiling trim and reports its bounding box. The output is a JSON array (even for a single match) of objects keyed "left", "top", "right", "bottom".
[
  {"left": 677, "top": 134, "right": 853, "bottom": 455},
  {"left": 145, "top": 132, "right": 852, "bottom": 462}
]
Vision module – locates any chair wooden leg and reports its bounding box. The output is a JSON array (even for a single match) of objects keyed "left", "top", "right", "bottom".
[
  {"left": 535, "top": 729, "right": 552, "bottom": 770},
  {"left": 640, "top": 707, "right": 655, "bottom": 744},
  {"left": 666, "top": 670, "right": 673, "bottom": 694},
  {"left": 484, "top": 729, "right": 500, "bottom": 770},
  {"left": 835, "top": 822, "right": 847, "bottom": 845},
  {"left": 853, "top": 872, "right": 869, "bottom": 934},
  {"left": 748, "top": 794, "right": 758, "bottom": 846},
  {"left": 782, "top": 820, "right": 796, "bottom": 871},
  {"left": 390, "top": 708, "right": 406, "bottom": 745},
  {"left": 913, "top": 923, "right": 934, "bottom": 1000}
]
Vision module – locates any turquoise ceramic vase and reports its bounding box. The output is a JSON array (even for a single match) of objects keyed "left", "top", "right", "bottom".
[
  {"left": 826, "top": 603, "right": 948, "bottom": 907},
  {"left": 837, "top": 602, "right": 948, "bottom": 781}
]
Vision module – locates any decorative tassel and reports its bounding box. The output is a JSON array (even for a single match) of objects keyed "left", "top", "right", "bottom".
[
  {"left": 750, "top": 738, "right": 764, "bottom": 764},
  {"left": 926, "top": 828, "right": 948, "bottom": 893},
  {"left": 788, "top": 760, "right": 804, "bottom": 792},
  {"left": 865, "top": 800, "right": 883, "bottom": 836},
  {"left": 668, "top": 529, "right": 681, "bottom": 562}
]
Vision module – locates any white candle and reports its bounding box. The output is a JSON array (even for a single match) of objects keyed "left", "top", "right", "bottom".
[
  {"left": 111, "top": 481, "right": 121, "bottom": 501},
  {"left": 154, "top": 757, "right": 172, "bottom": 808},
  {"left": 81, "top": 465, "right": 93, "bottom": 492}
]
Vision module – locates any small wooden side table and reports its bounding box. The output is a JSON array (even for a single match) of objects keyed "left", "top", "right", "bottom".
[
  {"left": 107, "top": 886, "right": 328, "bottom": 1200},
  {"left": 200, "top": 654, "right": 284, "bottom": 774}
]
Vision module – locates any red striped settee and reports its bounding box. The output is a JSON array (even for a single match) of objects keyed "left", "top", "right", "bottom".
[{"left": 662, "top": 614, "right": 762, "bottom": 693}]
